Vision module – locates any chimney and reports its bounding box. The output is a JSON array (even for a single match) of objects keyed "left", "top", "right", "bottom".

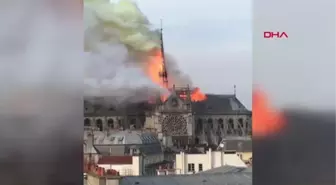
[
  {"left": 208, "top": 148, "right": 212, "bottom": 169},
  {"left": 87, "top": 131, "right": 94, "bottom": 148}
]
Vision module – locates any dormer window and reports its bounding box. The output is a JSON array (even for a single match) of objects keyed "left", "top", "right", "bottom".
[
  {"left": 171, "top": 98, "right": 178, "bottom": 107},
  {"left": 118, "top": 137, "right": 124, "bottom": 144}
]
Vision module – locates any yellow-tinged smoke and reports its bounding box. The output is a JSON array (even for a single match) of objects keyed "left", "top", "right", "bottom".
[
  {"left": 84, "top": 0, "right": 202, "bottom": 104},
  {"left": 84, "top": 0, "right": 159, "bottom": 53}
]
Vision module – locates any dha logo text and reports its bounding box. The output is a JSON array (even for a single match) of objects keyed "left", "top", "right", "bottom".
[{"left": 264, "top": 31, "right": 288, "bottom": 39}]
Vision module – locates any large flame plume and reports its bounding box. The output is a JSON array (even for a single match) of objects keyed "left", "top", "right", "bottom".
[
  {"left": 253, "top": 87, "right": 286, "bottom": 137},
  {"left": 84, "top": 0, "right": 206, "bottom": 104},
  {"left": 146, "top": 50, "right": 207, "bottom": 102}
]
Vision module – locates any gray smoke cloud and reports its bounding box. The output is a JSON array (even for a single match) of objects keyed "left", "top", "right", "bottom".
[
  {"left": 0, "top": 0, "right": 82, "bottom": 185},
  {"left": 84, "top": 0, "right": 193, "bottom": 106},
  {"left": 165, "top": 53, "right": 193, "bottom": 87}
]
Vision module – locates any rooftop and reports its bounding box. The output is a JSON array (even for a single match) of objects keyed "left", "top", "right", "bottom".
[
  {"left": 97, "top": 156, "right": 133, "bottom": 165},
  {"left": 84, "top": 93, "right": 251, "bottom": 116},
  {"left": 84, "top": 130, "right": 160, "bottom": 145},
  {"left": 120, "top": 166, "right": 252, "bottom": 185}
]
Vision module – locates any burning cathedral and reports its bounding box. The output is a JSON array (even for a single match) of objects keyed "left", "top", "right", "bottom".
[{"left": 84, "top": 27, "right": 252, "bottom": 148}]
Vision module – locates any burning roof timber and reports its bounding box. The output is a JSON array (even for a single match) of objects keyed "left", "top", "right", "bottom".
[{"left": 84, "top": 92, "right": 251, "bottom": 116}]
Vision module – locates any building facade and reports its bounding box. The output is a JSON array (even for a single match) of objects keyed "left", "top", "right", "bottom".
[
  {"left": 84, "top": 130, "right": 165, "bottom": 176},
  {"left": 175, "top": 148, "right": 247, "bottom": 175},
  {"left": 84, "top": 86, "right": 252, "bottom": 148}
]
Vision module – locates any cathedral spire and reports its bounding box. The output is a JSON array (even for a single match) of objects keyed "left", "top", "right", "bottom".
[
  {"left": 234, "top": 85, "right": 236, "bottom": 96},
  {"left": 158, "top": 19, "right": 169, "bottom": 88}
]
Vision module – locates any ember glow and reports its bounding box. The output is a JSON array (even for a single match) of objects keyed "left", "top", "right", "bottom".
[
  {"left": 145, "top": 49, "right": 207, "bottom": 102},
  {"left": 191, "top": 87, "right": 207, "bottom": 102},
  {"left": 252, "top": 88, "right": 285, "bottom": 137},
  {"left": 145, "top": 50, "right": 164, "bottom": 87}
]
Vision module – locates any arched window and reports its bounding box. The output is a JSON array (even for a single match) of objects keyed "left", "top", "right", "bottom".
[
  {"left": 130, "top": 118, "right": 136, "bottom": 129},
  {"left": 218, "top": 119, "right": 224, "bottom": 129},
  {"left": 84, "top": 118, "right": 91, "bottom": 127},
  {"left": 118, "top": 119, "right": 122, "bottom": 129},
  {"left": 238, "top": 118, "right": 244, "bottom": 128},
  {"left": 208, "top": 118, "right": 213, "bottom": 129},
  {"left": 96, "top": 119, "right": 103, "bottom": 131},
  {"left": 195, "top": 137, "right": 200, "bottom": 144},
  {"left": 197, "top": 119, "right": 203, "bottom": 130},
  {"left": 228, "top": 118, "right": 234, "bottom": 129},
  {"left": 107, "top": 119, "right": 114, "bottom": 128}
]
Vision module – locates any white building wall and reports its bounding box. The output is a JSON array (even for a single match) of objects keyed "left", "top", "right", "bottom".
[
  {"left": 97, "top": 154, "right": 163, "bottom": 176},
  {"left": 98, "top": 156, "right": 141, "bottom": 176},
  {"left": 175, "top": 149, "right": 247, "bottom": 174}
]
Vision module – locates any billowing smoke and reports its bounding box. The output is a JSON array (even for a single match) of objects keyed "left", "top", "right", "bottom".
[
  {"left": 84, "top": 0, "right": 192, "bottom": 105},
  {"left": 0, "top": 1, "right": 83, "bottom": 185},
  {"left": 165, "top": 54, "right": 193, "bottom": 87}
]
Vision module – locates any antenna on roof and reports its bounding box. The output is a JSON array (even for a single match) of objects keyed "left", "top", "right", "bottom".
[{"left": 234, "top": 85, "right": 236, "bottom": 96}]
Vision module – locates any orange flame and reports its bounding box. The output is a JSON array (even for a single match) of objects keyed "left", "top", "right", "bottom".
[
  {"left": 191, "top": 87, "right": 207, "bottom": 102},
  {"left": 145, "top": 49, "right": 207, "bottom": 102},
  {"left": 252, "top": 88, "right": 286, "bottom": 137},
  {"left": 145, "top": 50, "right": 164, "bottom": 86}
]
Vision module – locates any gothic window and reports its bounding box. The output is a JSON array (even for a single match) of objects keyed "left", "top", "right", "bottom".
[
  {"left": 228, "top": 119, "right": 234, "bottom": 129},
  {"left": 118, "top": 119, "right": 122, "bottom": 128},
  {"left": 197, "top": 119, "right": 203, "bottom": 131},
  {"left": 228, "top": 118, "right": 234, "bottom": 134},
  {"left": 96, "top": 119, "right": 103, "bottom": 131},
  {"left": 84, "top": 118, "right": 91, "bottom": 127},
  {"left": 107, "top": 119, "right": 114, "bottom": 128},
  {"left": 130, "top": 118, "right": 136, "bottom": 129},
  {"left": 162, "top": 115, "right": 188, "bottom": 136},
  {"left": 218, "top": 119, "right": 224, "bottom": 129},
  {"left": 245, "top": 121, "right": 249, "bottom": 129},
  {"left": 171, "top": 98, "right": 178, "bottom": 107},
  {"left": 208, "top": 118, "right": 213, "bottom": 129},
  {"left": 195, "top": 137, "right": 200, "bottom": 144},
  {"left": 238, "top": 129, "right": 243, "bottom": 136},
  {"left": 238, "top": 118, "right": 244, "bottom": 128}
]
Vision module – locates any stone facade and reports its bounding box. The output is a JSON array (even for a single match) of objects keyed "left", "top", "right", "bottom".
[{"left": 84, "top": 87, "right": 251, "bottom": 148}]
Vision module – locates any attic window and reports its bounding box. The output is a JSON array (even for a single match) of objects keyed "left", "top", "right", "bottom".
[
  {"left": 118, "top": 137, "right": 124, "bottom": 144},
  {"left": 171, "top": 98, "right": 178, "bottom": 107}
]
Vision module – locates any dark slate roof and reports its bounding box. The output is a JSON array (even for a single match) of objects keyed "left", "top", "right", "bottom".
[
  {"left": 84, "top": 100, "right": 154, "bottom": 117},
  {"left": 254, "top": 110, "right": 335, "bottom": 185},
  {"left": 84, "top": 94, "right": 251, "bottom": 116},
  {"left": 192, "top": 94, "right": 251, "bottom": 115},
  {"left": 94, "top": 143, "right": 163, "bottom": 156},
  {"left": 220, "top": 138, "right": 252, "bottom": 152},
  {"left": 120, "top": 171, "right": 252, "bottom": 185},
  {"left": 200, "top": 165, "right": 251, "bottom": 174}
]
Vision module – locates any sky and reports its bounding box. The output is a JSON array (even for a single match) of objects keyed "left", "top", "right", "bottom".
[
  {"left": 136, "top": 0, "right": 252, "bottom": 109},
  {"left": 253, "top": 0, "right": 335, "bottom": 110}
]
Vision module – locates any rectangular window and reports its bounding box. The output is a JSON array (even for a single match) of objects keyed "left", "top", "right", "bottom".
[
  {"left": 198, "top": 163, "right": 203, "bottom": 171},
  {"left": 188, "top": 163, "right": 195, "bottom": 172}
]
